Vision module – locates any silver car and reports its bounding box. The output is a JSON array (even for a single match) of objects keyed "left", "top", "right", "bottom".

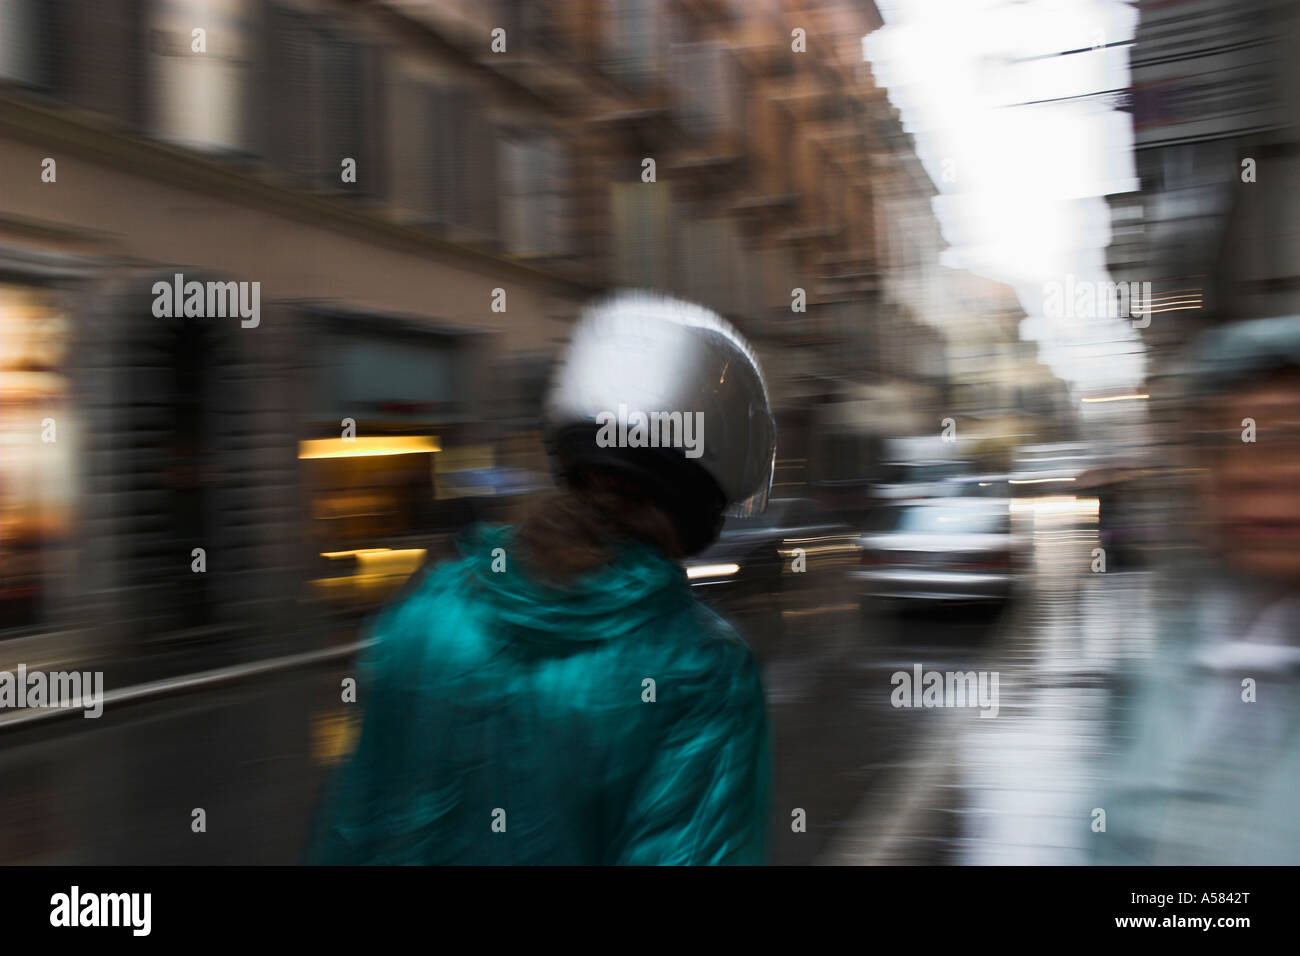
[{"left": 853, "top": 498, "right": 1025, "bottom": 605}]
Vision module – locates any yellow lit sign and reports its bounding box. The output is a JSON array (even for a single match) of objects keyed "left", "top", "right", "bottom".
[{"left": 298, "top": 436, "right": 441, "bottom": 459}]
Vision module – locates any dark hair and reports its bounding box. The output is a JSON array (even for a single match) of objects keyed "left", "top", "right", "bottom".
[
  {"left": 549, "top": 423, "right": 727, "bottom": 544},
  {"left": 514, "top": 469, "right": 690, "bottom": 586}
]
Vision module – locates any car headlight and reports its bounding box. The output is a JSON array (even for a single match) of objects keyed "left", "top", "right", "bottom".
[{"left": 686, "top": 562, "right": 741, "bottom": 581}]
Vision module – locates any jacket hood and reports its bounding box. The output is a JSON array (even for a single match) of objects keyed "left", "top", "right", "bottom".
[{"left": 455, "top": 524, "right": 694, "bottom": 644}]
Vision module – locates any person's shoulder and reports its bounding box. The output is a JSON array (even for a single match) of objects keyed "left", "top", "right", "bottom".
[
  {"left": 375, "top": 553, "right": 472, "bottom": 624},
  {"left": 686, "top": 599, "right": 755, "bottom": 654},
  {"left": 359, "top": 555, "right": 479, "bottom": 673},
  {"left": 650, "top": 599, "right": 762, "bottom": 697}
]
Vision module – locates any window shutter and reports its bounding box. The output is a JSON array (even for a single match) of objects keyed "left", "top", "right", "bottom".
[
  {"left": 544, "top": 139, "right": 570, "bottom": 256},
  {"left": 0, "top": 0, "right": 60, "bottom": 88},
  {"left": 469, "top": 99, "right": 498, "bottom": 240},
  {"left": 59, "top": 0, "right": 144, "bottom": 127},
  {"left": 612, "top": 182, "right": 669, "bottom": 289},
  {"left": 266, "top": 5, "right": 315, "bottom": 182},
  {"left": 316, "top": 35, "right": 364, "bottom": 192}
]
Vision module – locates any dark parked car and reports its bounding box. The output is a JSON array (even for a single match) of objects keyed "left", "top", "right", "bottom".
[{"left": 683, "top": 497, "right": 858, "bottom": 595}]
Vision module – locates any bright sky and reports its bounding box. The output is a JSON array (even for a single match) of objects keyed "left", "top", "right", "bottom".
[{"left": 865, "top": 0, "right": 1144, "bottom": 392}]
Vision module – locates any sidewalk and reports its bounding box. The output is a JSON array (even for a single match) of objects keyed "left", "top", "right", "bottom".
[{"left": 819, "top": 570, "right": 1157, "bottom": 865}]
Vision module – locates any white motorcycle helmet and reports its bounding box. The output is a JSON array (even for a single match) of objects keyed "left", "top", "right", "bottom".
[{"left": 544, "top": 291, "right": 777, "bottom": 555}]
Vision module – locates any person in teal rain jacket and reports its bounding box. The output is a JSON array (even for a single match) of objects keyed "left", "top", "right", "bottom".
[{"left": 305, "top": 292, "right": 778, "bottom": 865}]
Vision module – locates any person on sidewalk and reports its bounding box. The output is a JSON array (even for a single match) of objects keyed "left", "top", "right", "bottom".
[{"left": 1095, "top": 316, "right": 1300, "bottom": 864}]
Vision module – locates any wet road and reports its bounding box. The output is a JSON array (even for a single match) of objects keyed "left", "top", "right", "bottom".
[
  {"left": 729, "top": 585, "right": 1014, "bottom": 865},
  {"left": 0, "top": 521, "right": 1152, "bottom": 864},
  {"left": 803, "top": 572, "right": 1156, "bottom": 865}
]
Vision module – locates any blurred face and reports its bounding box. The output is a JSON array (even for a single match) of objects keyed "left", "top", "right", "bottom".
[{"left": 1195, "top": 371, "right": 1300, "bottom": 587}]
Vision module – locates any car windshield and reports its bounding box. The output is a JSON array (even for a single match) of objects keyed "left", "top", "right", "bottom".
[
  {"left": 952, "top": 479, "right": 1008, "bottom": 497},
  {"left": 896, "top": 504, "right": 1008, "bottom": 534},
  {"left": 724, "top": 500, "right": 820, "bottom": 531},
  {"left": 725, "top": 502, "right": 787, "bottom": 531},
  {"left": 882, "top": 463, "right": 964, "bottom": 484}
]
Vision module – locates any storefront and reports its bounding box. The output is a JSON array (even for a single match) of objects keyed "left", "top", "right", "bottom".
[
  {"left": 294, "top": 304, "right": 495, "bottom": 618},
  {"left": 1, "top": 249, "right": 310, "bottom": 671},
  {"left": 0, "top": 274, "right": 78, "bottom": 638}
]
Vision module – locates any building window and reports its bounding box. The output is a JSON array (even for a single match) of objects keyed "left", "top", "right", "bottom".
[
  {"left": 501, "top": 134, "right": 571, "bottom": 258},
  {"left": 1, "top": 0, "right": 145, "bottom": 128},
  {"left": 146, "top": 0, "right": 258, "bottom": 155},
  {"left": 389, "top": 78, "right": 497, "bottom": 240},
  {"left": 264, "top": 5, "right": 381, "bottom": 195},
  {"left": 300, "top": 325, "right": 473, "bottom": 613},
  {"left": 602, "top": 0, "right": 663, "bottom": 91},
  {"left": 671, "top": 41, "right": 740, "bottom": 140},
  {"left": 494, "top": 0, "right": 566, "bottom": 57},
  {"left": 610, "top": 181, "right": 671, "bottom": 289},
  {"left": 0, "top": 0, "right": 61, "bottom": 90}
]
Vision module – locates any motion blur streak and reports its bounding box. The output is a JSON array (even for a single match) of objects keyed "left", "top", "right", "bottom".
[{"left": 0, "top": 0, "right": 1297, "bottom": 864}]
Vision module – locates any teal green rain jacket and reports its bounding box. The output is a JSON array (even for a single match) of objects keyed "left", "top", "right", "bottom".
[{"left": 305, "top": 525, "right": 770, "bottom": 865}]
